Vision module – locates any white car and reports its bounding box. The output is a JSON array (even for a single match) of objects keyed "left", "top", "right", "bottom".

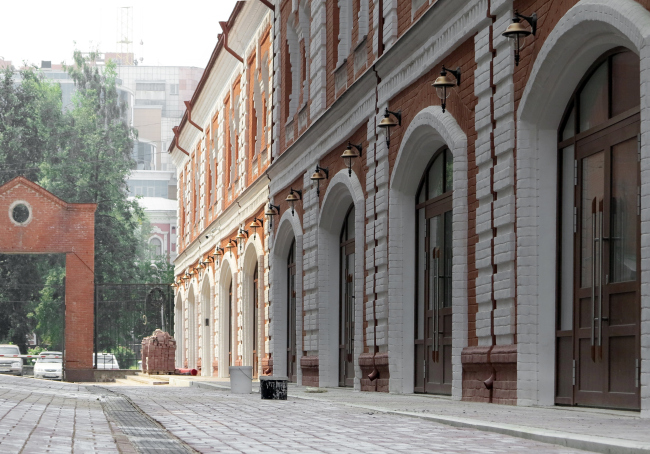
[
  {"left": 0, "top": 345, "right": 23, "bottom": 376},
  {"left": 33, "top": 351, "right": 62, "bottom": 380},
  {"left": 93, "top": 353, "right": 120, "bottom": 370}
]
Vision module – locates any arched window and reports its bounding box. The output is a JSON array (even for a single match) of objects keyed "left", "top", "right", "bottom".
[
  {"left": 339, "top": 205, "right": 355, "bottom": 387},
  {"left": 149, "top": 237, "right": 162, "bottom": 257},
  {"left": 556, "top": 48, "right": 640, "bottom": 409},
  {"left": 414, "top": 147, "right": 453, "bottom": 395}
]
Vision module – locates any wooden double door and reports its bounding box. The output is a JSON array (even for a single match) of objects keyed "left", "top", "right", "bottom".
[
  {"left": 415, "top": 193, "right": 453, "bottom": 394},
  {"left": 564, "top": 117, "right": 640, "bottom": 409},
  {"left": 339, "top": 206, "right": 356, "bottom": 387},
  {"left": 287, "top": 241, "right": 297, "bottom": 382}
]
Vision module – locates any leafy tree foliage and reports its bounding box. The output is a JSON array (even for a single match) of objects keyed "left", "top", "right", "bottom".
[{"left": 0, "top": 53, "right": 174, "bottom": 352}]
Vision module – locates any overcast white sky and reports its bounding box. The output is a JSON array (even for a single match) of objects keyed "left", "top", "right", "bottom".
[{"left": 0, "top": 0, "right": 240, "bottom": 68}]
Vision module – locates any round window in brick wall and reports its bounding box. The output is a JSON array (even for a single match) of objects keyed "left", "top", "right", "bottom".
[{"left": 8, "top": 201, "right": 32, "bottom": 226}]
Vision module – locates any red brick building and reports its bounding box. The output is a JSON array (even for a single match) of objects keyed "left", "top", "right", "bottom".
[{"left": 171, "top": 0, "right": 650, "bottom": 414}]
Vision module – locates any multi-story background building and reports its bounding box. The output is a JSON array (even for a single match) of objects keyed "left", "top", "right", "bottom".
[
  {"left": 36, "top": 58, "right": 202, "bottom": 264},
  {"left": 171, "top": 0, "right": 650, "bottom": 416},
  {"left": 118, "top": 64, "right": 203, "bottom": 263}
]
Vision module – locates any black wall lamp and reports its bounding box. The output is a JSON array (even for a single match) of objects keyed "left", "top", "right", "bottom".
[
  {"left": 502, "top": 11, "right": 537, "bottom": 66},
  {"left": 225, "top": 239, "right": 237, "bottom": 256},
  {"left": 265, "top": 203, "right": 281, "bottom": 228},
  {"left": 286, "top": 188, "right": 302, "bottom": 215},
  {"left": 341, "top": 142, "right": 363, "bottom": 176},
  {"left": 310, "top": 165, "right": 329, "bottom": 196},
  {"left": 249, "top": 217, "right": 263, "bottom": 239},
  {"left": 432, "top": 66, "right": 461, "bottom": 113},
  {"left": 236, "top": 228, "right": 249, "bottom": 253},
  {"left": 211, "top": 246, "right": 225, "bottom": 266},
  {"left": 182, "top": 270, "right": 192, "bottom": 286},
  {"left": 199, "top": 258, "right": 211, "bottom": 268},
  {"left": 236, "top": 228, "right": 249, "bottom": 241},
  {"left": 377, "top": 108, "right": 401, "bottom": 147}
]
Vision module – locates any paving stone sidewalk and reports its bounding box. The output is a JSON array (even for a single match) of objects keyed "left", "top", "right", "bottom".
[
  {"left": 116, "top": 385, "right": 593, "bottom": 454},
  {"left": 0, "top": 375, "right": 119, "bottom": 454},
  {"left": 176, "top": 379, "right": 650, "bottom": 453}
]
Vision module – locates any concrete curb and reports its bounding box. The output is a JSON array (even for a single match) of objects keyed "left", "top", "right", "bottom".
[{"left": 189, "top": 380, "right": 650, "bottom": 454}]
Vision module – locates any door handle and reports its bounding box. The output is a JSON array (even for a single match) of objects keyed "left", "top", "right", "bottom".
[
  {"left": 591, "top": 198, "right": 597, "bottom": 362},
  {"left": 433, "top": 247, "right": 440, "bottom": 363},
  {"left": 597, "top": 199, "right": 604, "bottom": 360}
]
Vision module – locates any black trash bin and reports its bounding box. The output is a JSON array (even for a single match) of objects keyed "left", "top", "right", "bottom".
[{"left": 259, "top": 375, "right": 288, "bottom": 400}]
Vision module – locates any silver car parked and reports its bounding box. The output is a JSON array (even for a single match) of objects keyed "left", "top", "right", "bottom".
[
  {"left": 0, "top": 345, "right": 23, "bottom": 376},
  {"left": 33, "top": 351, "right": 62, "bottom": 380}
]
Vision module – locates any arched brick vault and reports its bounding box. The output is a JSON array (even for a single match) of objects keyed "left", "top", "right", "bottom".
[
  {"left": 0, "top": 177, "right": 96, "bottom": 382},
  {"left": 516, "top": 0, "right": 650, "bottom": 409}
]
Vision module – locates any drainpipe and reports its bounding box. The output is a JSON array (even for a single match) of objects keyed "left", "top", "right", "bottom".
[
  {"left": 172, "top": 126, "right": 190, "bottom": 156},
  {"left": 219, "top": 22, "right": 244, "bottom": 63},
  {"left": 184, "top": 101, "right": 204, "bottom": 133},
  {"left": 486, "top": 0, "right": 497, "bottom": 404},
  {"left": 258, "top": 0, "right": 274, "bottom": 10}
]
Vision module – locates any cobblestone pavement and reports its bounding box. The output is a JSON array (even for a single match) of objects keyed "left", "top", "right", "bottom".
[
  {"left": 115, "top": 385, "right": 595, "bottom": 454},
  {"left": 280, "top": 385, "right": 647, "bottom": 444},
  {"left": 0, "top": 375, "right": 119, "bottom": 454}
]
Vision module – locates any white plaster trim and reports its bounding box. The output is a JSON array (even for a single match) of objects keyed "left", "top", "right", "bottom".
[
  {"left": 269, "top": 209, "right": 304, "bottom": 380},
  {"left": 317, "top": 170, "right": 366, "bottom": 389},
  {"left": 388, "top": 106, "right": 468, "bottom": 397}
]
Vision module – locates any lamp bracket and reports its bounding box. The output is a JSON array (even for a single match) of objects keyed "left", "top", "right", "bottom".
[
  {"left": 442, "top": 65, "right": 462, "bottom": 87},
  {"left": 290, "top": 188, "right": 303, "bottom": 199},
  {"left": 514, "top": 11, "right": 537, "bottom": 36},
  {"left": 386, "top": 109, "right": 402, "bottom": 126},
  {"left": 316, "top": 165, "right": 329, "bottom": 179},
  {"left": 348, "top": 142, "right": 363, "bottom": 157}
]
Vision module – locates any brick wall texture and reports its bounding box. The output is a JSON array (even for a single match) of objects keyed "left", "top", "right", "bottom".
[
  {"left": 0, "top": 177, "right": 96, "bottom": 381},
  {"left": 170, "top": 0, "right": 650, "bottom": 410}
]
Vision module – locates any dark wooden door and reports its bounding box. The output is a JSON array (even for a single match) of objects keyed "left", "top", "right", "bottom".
[
  {"left": 287, "top": 242, "right": 297, "bottom": 382},
  {"left": 339, "top": 240, "right": 355, "bottom": 387},
  {"left": 228, "top": 282, "right": 233, "bottom": 368},
  {"left": 415, "top": 193, "right": 452, "bottom": 395},
  {"left": 573, "top": 117, "right": 640, "bottom": 409},
  {"left": 253, "top": 265, "right": 258, "bottom": 379}
]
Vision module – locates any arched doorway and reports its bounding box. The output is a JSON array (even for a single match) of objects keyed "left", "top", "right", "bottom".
[
  {"left": 243, "top": 240, "right": 262, "bottom": 378},
  {"left": 253, "top": 264, "right": 259, "bottom": 378},
  {"left": 187, "top": 286, "right": 197, "bottom": 369},
  {"left": 200, "top": 278, "right": 212, "bottom": 377},
  {"left": 228, "top": 280, "right": 234, "bottom": 368},
  {"left": 287, "top": 239, "right": 297, "bottom": 382},
  {"left": 218, "top": 259, "right": 235, "bottom": 378},
  {"left": 414, "top": 146, "right": 453, "bottom": 394},
  {"left": 556, "top": 48, "right": 640, "bottom": 409},
  {"left": 175, "top": 295, "right": 184, "bottom": 368},
  {"left": 338, "top": 205, "right": 355, "bottom": 387}
]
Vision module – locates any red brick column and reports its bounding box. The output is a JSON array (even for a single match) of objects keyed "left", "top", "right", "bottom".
[{"left": 64, "top": 253, "right": 95, "bottom": 381}]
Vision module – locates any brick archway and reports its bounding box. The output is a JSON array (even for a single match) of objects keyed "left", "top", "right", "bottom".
[{"left": 0, "top": 177, "right": 96, "bottom": 382}]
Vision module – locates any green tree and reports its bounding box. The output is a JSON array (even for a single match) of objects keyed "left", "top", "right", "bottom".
[
  {"left": 40, "top": 51, "right": 145, "bottom": 284},
  {"left": 0, "top": 65, "right": 63, "bottom": 185},
  {"left": 0, "top": 66, "right": 64, "bottom": 352}
]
